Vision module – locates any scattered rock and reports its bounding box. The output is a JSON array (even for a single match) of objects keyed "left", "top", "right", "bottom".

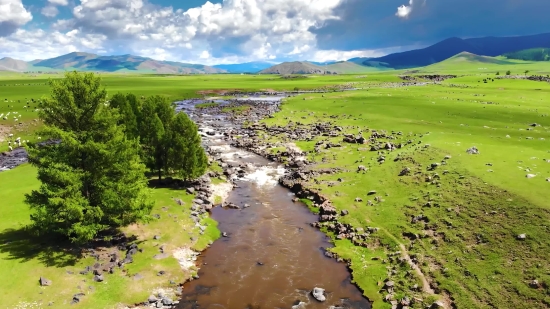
[
  {"left": 466, "top": 146, "right": 479, "bottom": 154},
  {"left": 340, "top": 210, "right": 349, "bottom": 216},
  {"left": 153, "top": 235, "right": 161, "bottom": 240},
  {"left": 517, "top": 233, "right": 526, "bottom": 240},
  {"left": 529, "top": 279, "right": 540, "bottom": 288},
  {"left": 39, "top": 277, "right": 52, "bottom": 286},
  {"left": 292, "top": 301, "right": 307, "bottom": 309},
  {"left": 311, "top": 287, "right": 326, "bottom": 302},
  {"left": 526, "top": 174, "right": 536, "bottom": 179},
  {"left": 148, "top": 295, "right": 158, "bottom": 303},
  {"left": 93, "top": 275, "right": 104, "bottom": 282},
  {"left": 222, "top": 232, "right": 228, "bottom": 237}
]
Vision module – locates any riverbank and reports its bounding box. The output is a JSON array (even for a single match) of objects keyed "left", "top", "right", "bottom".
[
  {"left": 0, "top": 163, "right": 223, "bottom": 309},
  {"left": 192, "top": 78, "right": 550, "bottom": 309}
]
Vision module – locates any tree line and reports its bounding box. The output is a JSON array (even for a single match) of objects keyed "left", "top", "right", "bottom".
[{"left": 25, "top": 71, "right": 207, "bottom": 243}]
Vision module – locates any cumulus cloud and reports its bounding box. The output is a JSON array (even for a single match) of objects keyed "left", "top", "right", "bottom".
[
  {"left": 0, "top": 0, "right": 32, "bottom": 37},
  {"left": 41, "top": 5, "right": 59, "bottom": 18},
  {"left": 48, "top": 0, "right": 69, "bottom": 5},
  {"left": 396, "top": 0, "right": 413, "bottom": 19},
  {"left": 52, "top": 0, "right": 344, "bottom": 62},
  {"left": 396, "top": 0, "right": 425, "bottom": 19}
]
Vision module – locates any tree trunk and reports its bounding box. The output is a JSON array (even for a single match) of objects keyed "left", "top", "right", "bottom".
[{"left": 158, "top": 169, "right": 162, "bottom": 181}]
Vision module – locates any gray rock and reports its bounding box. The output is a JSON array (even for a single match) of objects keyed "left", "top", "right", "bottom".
[
  {"left": 517, "top": 233, "right": 526, "bottom": 240},
  {"left": 312, "top": 287, "right": 326, "bottom": 302},
  {"left": 162, "top": 297, "right": 173, "bottom": 305},
  {"left": 341, "top": 210, "right": 349, "bottom": 216},
  {"left": 466, "top": 146, "right": 479, "bottom": 154},
  {"left": 39, "top": 277, "right": 52, "bottom": 286},
  {"left": 148, "top": 295, "right": 158, "bottom": 303},
  {"left": 93, "top": 275, "right": 104, "bottom": 282},
  {"left": 526, "top": 174, "right": 536, "bottom": 179},
  {"left": 292, "top": 302, "right": 307, "bottom": 309},
  {"left": 529, "top": 279, "right": 540, "bottom": 288}
]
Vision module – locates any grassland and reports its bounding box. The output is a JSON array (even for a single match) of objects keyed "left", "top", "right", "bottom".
[
  {"left": 262, "top": 74, "right": 550, "bottom": 308},
  {"left": 0, "top": 163, "right": 220, "bottom": 308},
  {"left": 1, "top": 57, "right": 550, "bottom": 308}
]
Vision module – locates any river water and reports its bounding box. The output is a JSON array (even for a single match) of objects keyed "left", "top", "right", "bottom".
[{"left": 174, "top": 97, "right": 371, "bottom": 309}]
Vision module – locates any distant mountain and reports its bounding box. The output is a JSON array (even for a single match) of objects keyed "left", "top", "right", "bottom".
[
  {"left": 212, "top": 61, "right": 277, "bottom": 73},
  {"left": 259, "top": 61, "right": 382, "bottom": 74},
  {"left": 503, "top": 48, "right": 550, "bottom": 61},
  {"left": 325, "top": 61, "right": 386, "bottom": 73},
  {"left": 0, "top": 52, "right": 226, "bottom": 74},
  {"left": 0, "top": 57, "right": 29, "bottom": 71},
  {"left": 366, "top": 32, "right": 550, "bottom": 69},
  {"left": 347, "top": 57, "right": 372, "bottom": 64},
  {"left": 259, "top": 61, "right": 336, "bottom": 74},
  {"left": 308, "top": 60, "right": 338, "bottom": 66}
]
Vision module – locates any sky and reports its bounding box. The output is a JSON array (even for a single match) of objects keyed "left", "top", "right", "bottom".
[{"left": 0, "top": 0, "right": 548, "bottom": 65}]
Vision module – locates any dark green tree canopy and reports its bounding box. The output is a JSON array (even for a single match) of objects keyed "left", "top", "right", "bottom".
[{"left": 26, "top": 71, "right": 153, "bottom": 244}]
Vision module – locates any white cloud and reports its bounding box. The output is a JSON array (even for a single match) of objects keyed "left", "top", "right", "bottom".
[
  {"left": 48, "top": 0, "right": 69, "bottom": 5},
  {"left": 41, "top": 5, "right": 59, "bottom": 18},
  {"left": 396, "top": 0, "right": 426, "bottom": 19},
  {"left": 0, "top": 0, "right": 401, "bottom": 65},
  {"left": 0, "top": 0, "right": 32, "bottom": 37}
]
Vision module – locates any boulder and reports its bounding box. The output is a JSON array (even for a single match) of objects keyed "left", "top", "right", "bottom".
[
  {"left": 466, "top": 147, "right": 479, "bottom": 154},
  {"left": 93, "top": 275, "right": 104, "bottom": 282},
  {"left": 312, "top": 287, "right": 326, "bottom": 302},
  {"left": 39, "top": 277, "right": 52, "bottom": 286},
  {"left": 517, "top": 233, "right": 526, "bottom": 240},
  {"left": 148, "top": 295, "right": 158, "bottom": 303}
]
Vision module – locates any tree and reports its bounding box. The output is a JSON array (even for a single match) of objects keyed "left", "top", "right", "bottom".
[
  {"left": 496, "top": 71, "right": 500, "bottom": 76},
  {"left": 109, "top": 93, "right": 139, "bottom": 139},
  {"left": 169, "top": 112, "right": 208, "bottom": 180},
  {"left": 138, "top": 96, "right": 173, "bottom": 180},
  {"left": 524, "top": 70, "right": 530, "bottom": 76},
  {"left": 506, "top": 70, "right": 511, "bottom": 76},
  {"left": 25, "top": 71, "right": 153, "bottom": 244}
]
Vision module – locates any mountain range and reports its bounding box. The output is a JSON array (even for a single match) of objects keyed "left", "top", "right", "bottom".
[
  {"left": 1, "top": 32, "right": 549, "bottom": 74},
  {"left": 0, "top": 52, "right": 226, "bottom": 74}
]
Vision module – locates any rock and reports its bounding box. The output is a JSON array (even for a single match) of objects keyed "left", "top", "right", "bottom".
[
  {"left": 385, "top": 281, "right": 395, "bottom": 288},
  {"left": 399, "top": 167, "right": 411, "bottom": 176},
  {"left": 153, "top": 235, "right": 161, "bottom": 240},
  {"left": 529, "top": 279, "right": 540, "bottom": 288},
  {"left": 357, "top": 165, "right": 366, "bottom": 172},
  {"left": 292, "top": 301, "right": 307, "bottom": 309},
  {"left": 222, "top": 232, "right": 228, "bottom": 237},
  {"left": 341, "top": 210, "right": 349, "bottom": 216},
  {"left": 444, "top": 155, "right": 452, "bottom": 159},
  {"left": 72, "top": 293, "right": 85, "bottom": 304},
  {"left": 186, "top": 187, "right": 195, "bottom": 194},
  {"left": 400, "top": 296, "right": 410, "bottom": 306},
  {"left": 526, "top": 174, "right": 536, "bottom": 179},
  {"left": 466, "top": 146, "right": 479, "bottom": 154},
  {"left": 354, "top": 197, "right": 363, "bottom": 202},
  {"left": 39, "top": 277, "right": 52, "bottom": 286},
  {"left": 153, "top": 253, "right": 169, "bottom": 260},
  {"left": 367, "top": 190, "right": 377, "bottom": 195},
  {"left": 162, "top": 297, "right": 173, "bottom": 306},
  {"left": 311, "top": 287, "right": 326, "bottom": 302},
  {"left": 93, "top": 275, "right": 104, "bottom": 282},
  {"left": 430, "top": 301, "right": 445, "bottom": 308},
  {"left": 517, "top": 233, "right": 526, "bottom": 240},
  {"left": 546, "top": 178, "right": 550, "bottom": 182},
  {"left": 148, "top": 295, "right": 158, "bottom": 303}
]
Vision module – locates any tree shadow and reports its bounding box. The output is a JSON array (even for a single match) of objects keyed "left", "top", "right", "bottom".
[
  {"left": 0, "top": 226, "right": 82, "bottom": 268},
  {"left": 0, "top": 226, "right": 140, "bottom": 269}
]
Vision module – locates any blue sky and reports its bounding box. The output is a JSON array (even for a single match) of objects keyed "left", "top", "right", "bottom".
[{"left": 0, "top": 0, "right": 548, "bottom": 64}]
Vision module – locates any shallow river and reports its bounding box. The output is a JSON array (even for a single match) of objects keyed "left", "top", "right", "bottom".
[{"left": 175, "top": 97, "right": 371, "bottom": 309}]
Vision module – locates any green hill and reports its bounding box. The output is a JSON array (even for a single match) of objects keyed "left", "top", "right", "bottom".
[
  {"left": 503, "top": 48, "right": 550, "bottom": 61},
  {"left": 325, "top": 61, "right": 389, "bottom": 73}
]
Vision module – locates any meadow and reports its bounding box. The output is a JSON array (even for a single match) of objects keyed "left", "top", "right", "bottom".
[{"left": 1, "top": 58, "right": 550, "bottom": 308}]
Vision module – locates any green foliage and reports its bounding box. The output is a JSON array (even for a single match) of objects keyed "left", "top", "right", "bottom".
[
  {"left": 26, "top": 71, "right": 153, "bottom": 244},
  {"left": 169, "top": 112, "right": 208, "bottom": 180},
  {"left": 506, "top": 70, "right": 511, "bottom": 75},
  {"left": 136, "top": 95, "right": 207, "bottom": 180},
  {"left": 196, "top": 102, "right": 220, "bottom": 108},
  {"left": 109, "top": 93, "right": 139, "bottom": 139},
  {"left": 495, "top": 71, "right": 500, "bottom": 75},
  {"left": 503, "top": 48, "right": 550, "bottom": 61}
]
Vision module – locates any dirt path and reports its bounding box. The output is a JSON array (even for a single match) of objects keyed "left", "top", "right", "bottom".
[{"left": 380, "top": 229, "right": 451, "bottom": 309}]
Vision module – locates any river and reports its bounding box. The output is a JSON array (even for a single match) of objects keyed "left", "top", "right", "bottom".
[{"left": 174, "top": 96, "right": 371, "bottom": 309}]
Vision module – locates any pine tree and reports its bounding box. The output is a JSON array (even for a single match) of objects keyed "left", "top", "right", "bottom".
[
  {"left": 169, "top": 112, "right": 208, "bottom": 180},
  {"left": 109, "top": 93, "right": 139, "bottom": 139},
  {"left": 25, "top": 71, "right": 153, "bottom": 244}
]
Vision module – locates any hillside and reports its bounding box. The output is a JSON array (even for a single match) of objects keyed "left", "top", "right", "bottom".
[
  {"left": 213, "top": 61, "right": 277, "bottom": 73},
  {"left": 0, "top": 52, "right": 226, "bottom": 74},
  {"left": 503, "top": 48, "right": 550, "bottom": 61},
  {"left": 366, "top": 32, "right": 550, "bottom": 69},
  {"left": 325, "top": 61, "right": 386, "bottom": 73},
  {"left": 0, "top": 57, "right": 29, "bottom": 71},
  {"left": 259, "top": 61, "right": 336, "bottom": 74}
]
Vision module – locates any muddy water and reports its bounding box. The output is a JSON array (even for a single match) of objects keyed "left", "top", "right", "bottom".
[{"left": 175, "top": 98, "right": 371, "bottom": 309}]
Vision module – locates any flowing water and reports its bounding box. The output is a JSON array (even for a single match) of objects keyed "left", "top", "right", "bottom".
[{"left": 174, "top": 97, "right": 371, "bottom": 309}]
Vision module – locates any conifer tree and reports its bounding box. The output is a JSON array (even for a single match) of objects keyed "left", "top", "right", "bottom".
[{"left": 25, "top": 71, "right": 152, "bottom": 244}]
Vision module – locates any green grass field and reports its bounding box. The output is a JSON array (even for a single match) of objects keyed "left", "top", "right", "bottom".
[{"left": 1, "top": 56, "right": 550, "bottom": 308}]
